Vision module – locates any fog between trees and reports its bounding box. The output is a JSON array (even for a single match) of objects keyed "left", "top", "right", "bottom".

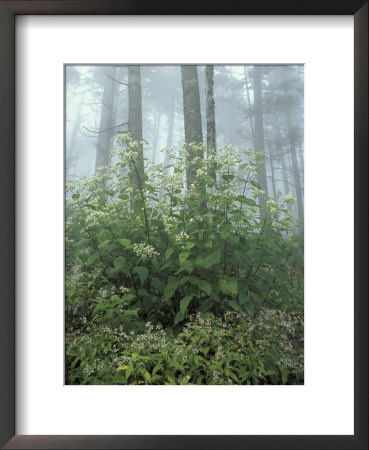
[{"left": 66, "top": 64, "right": 303, "bottom": 232}]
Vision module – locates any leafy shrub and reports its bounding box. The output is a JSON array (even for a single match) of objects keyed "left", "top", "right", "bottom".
[
  {"left": 66, "top": 133, "right": 303, "bottom": 329},
  {"left": 66, "top": 309, "right": 303, "bottom": 385}
]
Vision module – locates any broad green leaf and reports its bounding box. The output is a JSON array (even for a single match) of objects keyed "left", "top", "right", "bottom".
[
  {"left": 126, "top": 365, "right": 133, "bottom": 381},
  {"left": 133, "top": 266, "right": 149, "bottom": 284},
  {"left": 106, "top": 266, "right": 119, "bottom": 279},
  {"left": 174, "top": 311, "right": 185, "bottom": 325},
  {"left": 220, "top": 229, "right": 231, "bottom": 239},
  {"left": 179, "top": 251, "right": 190, "bottom": 265},
  {"left": 163, "top": 276, "right": 179, "bottom": 300},
  {"left": 137, "top": 288, "right": 150, "bottom": 297},
  {"left": 180, "top": 294, "right": 194, "bottom": 315},
  {"left": 219, "top": 278, "right": 238, "bottom": 298},
  {"left": 114, "top": 256, "right": 128, "bottom": 273},
  {"left": 175, "top": 260, "right": 194, "bottom": 275},
  {"left": 247, "top": 248, "right": 261, "bottom": 262},
  {"left": 118, "top": 238, "right": 131, "bottom": 248},
  {"left": 165, "top": 248, "right": 174, "bottom": 261},
  {"left": 239, "top": 292, "right": 249, "bottom": 305},
  {"left": 190, "top": 277, "right": 212, "bottom": 295},
  {"left": 229, "top": 300, "right": 241, "bottom": 312},
  {"left": 204, "top": 250, "right": 221, "bottom": 269}
]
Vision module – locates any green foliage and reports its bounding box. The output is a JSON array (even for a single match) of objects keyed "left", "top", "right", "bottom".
[
  {"left": 66, "top": 310, "right": 303, "bottom": 385},
  {"left": 65, "top": 133, "right": 304, "bottom": 384}
]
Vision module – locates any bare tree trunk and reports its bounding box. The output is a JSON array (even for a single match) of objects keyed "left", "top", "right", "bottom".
[
  {"left": 181, "top": 65, "right": 203, "bottom": 189},
  {"left": 128, "top": 65, "right": 144, "bottom": 182},
  {"left": 253, "top": 66, "right": 268, "bottom": 211},
  {"left": 280, "top": 155, "right": 290, "bottom": 197},
  {"left": 244, "top": 66, "right": 255, "bottom": 144},
  {"left": 205, "top": 65, "right": 216, "bottom": 184},
  {"left": 95, "top": 67, "right": 117, "bottom": 170},
  {"left": 152, "top": 107, "right": 161, "bottom": 164},
  {"left": 67, "top": 101, "right": 83, "bottom": 177},
  {"left": 286, "top": 111, "right": 304, "bottom": 234}
]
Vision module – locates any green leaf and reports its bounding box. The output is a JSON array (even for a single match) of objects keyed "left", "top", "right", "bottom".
[
  {"left": 247, "top": 248, "right": 261, "bottom": 262},
  {"left": 152, "top": 364, "right": 163, "bottom": 376},
  {"left": 133, "top": 266, "right": 149, "bottom": 284},
  {"left": 175, "top": 260, "right": 194, "bottom": 275},
  {"left": 174, "top": 311, "right": 185, "bottom": 325},
  {"left": 163, "top": 276, "right": 179, "bottom": 300},
  {"left": 126, "top": 365, "right": 133, "bottom": 381},
  {"left": 180, "top": 294, "right": 194, "bottom": 315},
  {"left": 184, "top": 242, "right": 195, "bottom": 250},
  {"left": 99, "top": 239, "right": 111, "bottom": 248},
  {"left": 204, "top": 250, "right": 221, "bottom": 269},
  {"left": 114, "top": 256, "right": 129, "bottom": 273},
  {"left": 222, "top": 174, "right": 234, "bottom": 182},
  {"left": 106, "top": 266, "right": 119, "bottom": 279},
  {"left": 179, "top": 251, "right": 190, "bottom": 265},
  {"left": 251, "top": 180, "right": 261, "bottom": 189},
  {"left": 123, "top": 309, "right": 138, "bottom": 316},
  {"left": 118, "top": 238, "right": 131, "bottom": 248},
  {"left": 199, "top": 298, "right": 215, "bottom": 313},
  {"left": 152, "top": 277, "right": 164, "bottom": 293},
  {"left": 238, "top": 285, "right": 249, "bottom": 305},
  {"left": 220, "top": 228, "right": 231, "bottom": 239},
  {"left": 229, "top": 300, "right": 241, "bottom": 312},
  {"left": 122, "top": 293, "right": 135, "bottom": 303},
  {"left": 142, "top": 370, "right": 151, "bottom": 383},
  {"left": 195, "top": 254, "right": 206, "bottom": 268},
  {"left": 165, "top": 248, "right": 174, "bottom": 261},
  {"left": 137, "top": 288, "right": 150, "bottom": 297},
  {"left": 252, "top": 294, "right": 263, "bottom": 310},
  {"left": 281, "top": 366, "right": 289, "bottom": 384},
  {"left": 190, "top": 277, "right": 212, "bottom": 295},
  {"left": 219, "top": 278, "right": 238, "bottom": 298}
]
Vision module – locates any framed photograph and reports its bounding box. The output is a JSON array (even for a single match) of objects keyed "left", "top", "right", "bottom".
[{"left": 0, "top": 1, "right": 367, "bottom": 449}]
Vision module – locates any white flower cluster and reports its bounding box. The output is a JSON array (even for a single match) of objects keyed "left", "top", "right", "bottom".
[
  {"left": 163, "top": 214, "right": 179, "bottom": 233},
  {"left": 266, "top": 199, "right": 279, "bottom": 216},
  {"left": 175, "top": 231, "right": 190, "bottom": 242},
  {"left": 133, "top": 243, "right": 159, "bottom": 259},
  {"left": 283, "top": 192, "right": 295, "bottom": 204}
]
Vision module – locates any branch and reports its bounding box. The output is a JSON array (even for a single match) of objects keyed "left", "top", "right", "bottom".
[
  {"left": 83, "top": 122, "right": 128, "bottom": 134},
  {"left": 105, "top": 72, "right": 128, "bottom": 86}
]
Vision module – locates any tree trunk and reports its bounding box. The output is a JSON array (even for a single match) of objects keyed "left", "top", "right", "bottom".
[
  {"left": 67, "top": 101, "right": 83, "bottom": 177},
  {"left": 95, "top": 67, "right": 117, "bottom": 170},
  {"left": 205, "top": 65, "right": 216, "bottom": 184},
  {"left": 286, "top": 111, "right": 304, "bottom": 234},
  {"left": 181, "top": 65, "right": 203, "bottom": 188},
  {"left": 152, "top": 107, "right": 161, "bottom": 164},
  {"left": 128, "top": 65, "right": 144, "bottom": 181},
  {"left": 253, "top": 66, "right": 268, "bottom": 211}
]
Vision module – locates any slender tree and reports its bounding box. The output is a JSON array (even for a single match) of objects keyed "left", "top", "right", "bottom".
[
  {"left": 253, "top": 66, "right": 268, "bottom": 210},
  {"left": 205, "top": 65, "right": 217, "bottom": 184},
  {"left": 286, "top": 111, "right": 304, "bottom": 234},
  {"left": 95, "top": 67, "right": 117, "bottom": 170},
  {"left": 181, "top": 65, "right": 203, "bottom": 188},
  {"left": 128, "top": 65, "right": 144, "bottom": 181}
]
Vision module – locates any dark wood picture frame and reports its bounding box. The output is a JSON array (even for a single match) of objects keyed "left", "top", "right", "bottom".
[{"left": 0, "top": 1, "right": 367, "bottom": 449}]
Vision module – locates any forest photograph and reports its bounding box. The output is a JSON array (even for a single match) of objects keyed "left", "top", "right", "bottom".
[{"left": 65, "top": 64, "right": 304, "bottom": 385}]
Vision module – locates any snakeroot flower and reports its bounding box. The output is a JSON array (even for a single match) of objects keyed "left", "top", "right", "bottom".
[
  {"left": 175, "top": 231, "right": 190, "bottom": 242},
  {"left": 283, "top": 192, "right": 295, "bottom": 204},
  {"left": 133, "top": 243, "right": 159, "bottom": 260}
]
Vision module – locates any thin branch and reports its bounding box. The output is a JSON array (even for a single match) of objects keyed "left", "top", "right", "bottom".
[
  {"left": 83, "top": 122, "right": 128, "bottom": 134},
  {"left": 105, "top": 72, "right": 128, "bottom": 86}
]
